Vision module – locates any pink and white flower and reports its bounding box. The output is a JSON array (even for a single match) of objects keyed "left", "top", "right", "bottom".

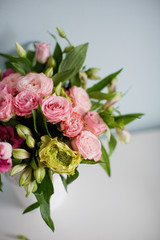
[
  {"left": 2, "top": 73, "right": 23, "bottom": 95},
  {"left": 16, "top": 73, "right": 53, "bottom": 97},
  {"left": 69, "top": 86, "right": 91, "bottom": 116},
  {"left": 84, "top": 111, "right": 106, "bottom": 136},
  {"left": 35, "top": 42, "right": 50, "bottom": 64},
  {"left": 0, "top": 142, "right": 12, "bottom": 173},
  {"left": 61, "top": 112, "right": 83, "bottom": 137},
  {"left": 0, "top": 92, "right": 14, "bottom": 121},
  {"left": 71, "top": 130, "right": 102, "bottom": 162},
  {"left": 13, "top": 90, "right": 40, "bottom": 116},
  {"left": 0, "top": 82, "right": 11, "bottom": 94},
  {"left": 41, "top": 94, "right": 72, "bottom": 123}
]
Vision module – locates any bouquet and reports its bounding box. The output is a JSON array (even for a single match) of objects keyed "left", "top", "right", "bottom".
[{"left": 0, "top": 27, "right": 143, "bottom": 232}]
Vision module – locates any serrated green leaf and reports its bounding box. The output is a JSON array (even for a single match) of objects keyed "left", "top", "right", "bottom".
[
  {"left": 66, "top": 168, "right": 79, "bottom": 185},
  {"left": 87, "top": 68, "right": 123, "bottom": 93},
  {"left": 99, "top": 141, "right": 111, "bottom": 177},
  {"left": 109, "top": 134, "right": 117, "bottom": 156},
  {"left": 88, "top": 91, "right": 117, "bottom": 101},
  {"left": 34, "top": 171, "right": 54, "bottom": 232},
  {"left": 114, "top": 113, "right": 144, "bottom": 126},
  {"left": 23, "top": 202, "right": 40, "bottom": 214},
  {"left": 0, "top": 174, "right": 3, "bottom": 192},
  {"left": 53, "top": 68, "right": 75, "bottom": 86}
]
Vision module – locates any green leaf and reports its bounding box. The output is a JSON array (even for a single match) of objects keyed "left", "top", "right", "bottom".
[
  {"left": 108, "top": 135, "right": 117, "bottom": 156},
  {"left": 53, "top": 42, "right": 63, "bottom": 74},
  {"left": 17, "top": 234, "right": 30, "bottom": 240},
  {"left": 80, "top": 159, "right": 99, "bottom": 164},
  {"left": 100, "top": 110, "right": 121, "bottom": 129},
  {"left": 114, "top": 113, "right": 144, "bottom": 126},
  {"left": 90, "top": 101, "right": 103, "bottom": 111},
  {"left": 99, "top": 141, "right": 111, "bottom": 177},
  {"left": 87, "top": 68, "right": 123, "bottom": 93},
  {"left": 30, "top": 156, "right": 37, "bottom": 170},
  {"left": 59, "top": 43, "right": 88, "bottom": 76},
  {"left": 70, "top": 73, "right": 81, "bottom": 87},
  {"left": 32, "top": 109, "right": 40, "bottom": 136},
  {"left": 0, "top": 174, "right": 3, "bottom": 192},
  {"left": 34, "top": 171, "right": 55, "bottom": 232},
  {"left": 23, "top": 202, "right": 40, "bottom": 214},
  {"left": 88, "top": 91, "right": 117, "bottom": 101},
  {"left": 9, "top": 62, "right": 27, "bottom": 75},
  {"left": 26, "top": 50, "right": 35, "bottom": 64},
  {"left": 60, "top": 175, "right": 68, "bottom": 192},
  {"left": 66, "top": 168, "right": 79, "bottom": 185},
  {"left": 53, "top": 68, "right": 75, "bottom": 86}
]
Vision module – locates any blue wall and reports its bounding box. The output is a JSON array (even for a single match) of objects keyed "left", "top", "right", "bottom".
[{"left": 0, "top": 0, "right": 160, "bottom": 132}]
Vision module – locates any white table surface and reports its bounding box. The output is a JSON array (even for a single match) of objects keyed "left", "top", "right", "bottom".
[{"left": 0, "top": 129, "right": 160, "bottom": 240}]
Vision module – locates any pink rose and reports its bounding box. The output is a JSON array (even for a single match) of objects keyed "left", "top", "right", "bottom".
[
  {"left": 35, "top": 42, "right": 50, "bottom": 64},
  {"left": 0, "top": 82, "right": 11, "bottom": 94},
  {"left": 0, "top": 92, "right": 14, "bottom": 121},
  {"left": 84, "top": 111, "right": 106, "bottom": 136},
  {"left": 69, "top": 86, "right": 91, "bottom": 116},
  {"left": 16, "top": 73, "right": 53, "bottom": 97},
  {"left": 13, "top": 90, "right": 40, "bottom": 116},
  {"left": 0, "top": 142, "right": 12, "bottom": 173},
  {"left": 2, "top": 73, "right": 23, "bottom": 95},
  {"left": 61, "top": 112, "right": 83, "bottom": 137},
  {"left": 71, "top": 130, "right": 102, "bottom": 162},
  {"left": 41, "top": 94, "right": 72, "bottom": 123},
  {"left": 2, "top": 68, "right": 14, "bottom": 79},
  {"left": 0, "top": 126, "right": 24, "bottom": 149}
]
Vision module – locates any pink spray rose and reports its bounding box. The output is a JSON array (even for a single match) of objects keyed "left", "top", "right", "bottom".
[
  {"left": 0, "top": 126, "right": 24, "bottom": 149},
  {"left": 13, "top": 90, "right": 40, "bottom": 116},
  {"left": 69, "top": 86, "right": 91, "bottom": 116},
  {"left": 35, "top": 42, "right": 50, "bottom": 64},
  {"left": 71, "top": 130, "right": 102, "bottom": 162},
  {"left": 2, "top": 73, "right": 23, "bottom": 95},
  {"left": 0, "top": 142, "right": 12, "bottom": 173},
  {"left": 84, "top": 111, "right": 106, "bottom": 136},
  {"left": 2, "top": 68, "right": 14, "bottom": 79},
  {"left": 41, "top": 94, "right": 72, "bottom": 123},
  {"left": 60, "top": 112, "right": 83, "bottom": 137},
  {"left": 0, "top": 92, "right": 14, "bottom": 121},
  {"left": 0, "top": 82, "right": 11, "bottom": 94},
  {"left": 16, "top": 73, "right": 53, "bottom": 97}
]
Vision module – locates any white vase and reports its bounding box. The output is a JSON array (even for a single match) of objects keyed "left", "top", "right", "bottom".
[{"left": 5, "top": 173, "right": 67, "bottom": 211}]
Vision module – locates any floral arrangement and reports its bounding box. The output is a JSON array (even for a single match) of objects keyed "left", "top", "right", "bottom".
[{"left": 0, "top": 27, "right": 143, "bottom": 232}]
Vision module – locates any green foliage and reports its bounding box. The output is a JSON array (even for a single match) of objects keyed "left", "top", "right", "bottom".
[
  {"left": 99, "top": 141, "right": 111, "bottom": 177},
  {"left": 108, "top": 135, "right": 117, "bottom": 156},
  {"left": 53, "top": 42, "right": 63, "bottom": 74},
  {"left": 114, "top": 113, "right": 144, "bottom": 126},
  {"left": 87, "top": 68, "right": 123, "bottom": 93},
  {"left": 34, "top": 171, "right": 55, "bottom": 232},
  {"left": 88, "top": 91, "right": 117, "bottom": 101},
  {"left": 66, "top": 168, "right": 79, "bottom": 185},
  {"left": 23, "top": 202, "right": 40, "bottom": 214}
]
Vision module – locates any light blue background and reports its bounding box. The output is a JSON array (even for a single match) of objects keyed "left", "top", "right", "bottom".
[{"left": 0, "top": 0, "right": 160, "bottom": 132}]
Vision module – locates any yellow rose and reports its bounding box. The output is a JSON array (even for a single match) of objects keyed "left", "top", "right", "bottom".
[{"left": 39, "top": 135, "right": 81, "bottom": 175}]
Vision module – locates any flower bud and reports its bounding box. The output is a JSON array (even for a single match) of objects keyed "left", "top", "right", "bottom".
[
  {"left": 46, "top": 56, "right": 56, "bottom": 68},
  {"left": 108, "top": 78, "right": 117, "bottom": 93},
  {"left": 19, "top": 167, "right": 32, "bottom": 186},
  {"left": 12, "top": 149, "right": 30, "bottom": 160},
  {"left": 103, "top": 92, "right": 122, "bottom": 109},
  {"left": 86, "top": 68, "right": 101, "bottom": 80},
  {"left": 15, "top": 42, "right": 26, "bottom": 58},
  {"left": 45, "top": 67, "right": 53, "bottom": 78},
  {"left": 32, "top": 180, "right": 38, "bottom": 193},
  {"left": 9, "top": 163, "right": 27, "bottom": 176},
  {"left": 116, "top": 128, "right": 131, "bottom": 144},
  {"left": 64, "top": 45, "right": 74, "bottom": 53},
  {"left": 34, "top": 166, "right": 46, "bottom": 184},
  {"left": 56, "top": 27, "right": 66, "bottom": 38},
  {"left": 16, "top": 124, "right": 32, "bottom": 139},
  {"left": 79, "top": 71, "right": 88, "bottom": 89},
  {"left": 26, "top": 135, "right": 35, "bottom": 149},
  {"left": 24, "top": 181, "right": 34, "bottom": 197}
]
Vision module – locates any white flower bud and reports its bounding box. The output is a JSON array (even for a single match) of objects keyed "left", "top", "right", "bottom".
[
  {"left": 9, "top": 163, "right": 27, "bottom": 176},
  {"left": 34, "top": 167, "right": 46, "bottom": 184},
  {"left": 16, "top": 124, "right": 32, "bottom": 139},
  {"left": 19, "top": 167, "right": 32, "bottom": 186},
  {"left": 12, "top": 149, "right": 30, "bottom": 160},
  {"left": 26, "top": 135, "right": 35, "bottom": 149},
  {"left": 116, "top": 128, "right": 131, "bottom": 144},
  {"left": 15, "top": 42, "right": 26, "bottom": 58}
]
